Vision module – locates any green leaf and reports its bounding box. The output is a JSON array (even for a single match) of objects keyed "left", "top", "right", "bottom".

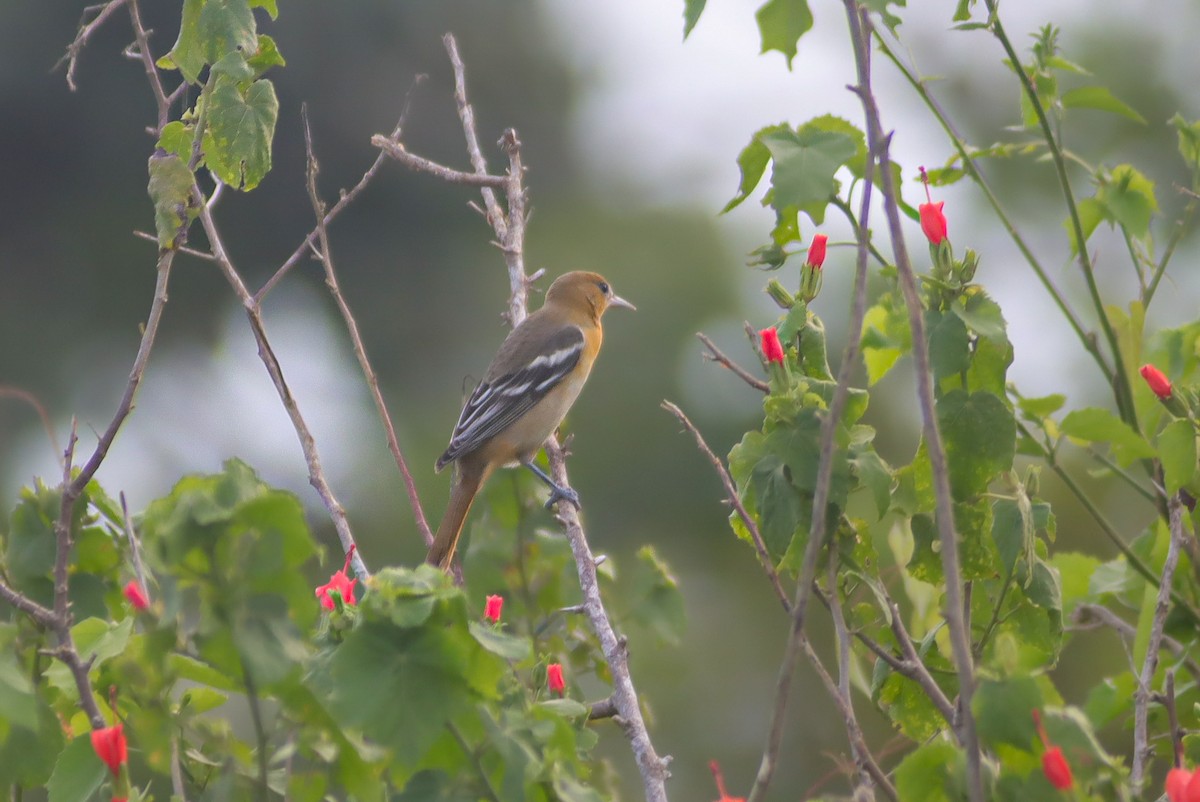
[
  {"left": 246, "top": 34, "right": 286, "bottom": 75},
  {"left": 861, "top": 295, "right": 910, "bottom": 385},
  {"left": 1099, "top": 164, "right": 1158, "bottom": 241},
  {"left": 724, "top": 125, "right": 788, "bottom": 212},
  {"left": 47, "top": 735, "right": 107, "bottom": 802},
  {"left": 937, "top": 389, "right": 1016, "bottom": 500},
  {"left": 927, "top": 309, "right": 970, "bottom": 382},
  {"left": 952, "top": 288, "right": 1008, "bottom": 345},
  {"left": 147, "top": 151, "right": 196, "bottom": 250},
  {"left": 0, "top": 640, "right": 39, "bottom": 731},
  {"left": 45, "top": 618, "right": 134, "bottom": 696},
  {"left": 761, "top": 127, "right": 858, "bottom": 220},
  {"left": 1051, "top": 551, "right": 1100, "bottom": 617},
  {"left": 1067, "top": 196, "right": 1105, "bottom": 253},
  {"left": 202, "top": 75, "right": 279, "bottom": 190},
  {"left": 755, "top": 0, "right": 813, "bottom": 69},
  {"left": 877, "top": 672, "right": 948, "bottom": 742},
  {"left": 1171, "top": 113, "right": 1200, "bottom": 172},
  {"left": 850, "top": 445, "right": 893, "bottom": 520},
  {"left": 162, "top": 0, "right": 207, "bottom": 83},
  {"left": 1060, "top": 406, "right": 1155, "bottom": 466},
  {"left": 468, "top": 620, "right": 532, "bottom": 661},
  {"left": 683, "top": 0, "right": 707, "bottom": 38},
  {"left": 250, "top": 0, "right": 278, "bottom": 19},
  {"left": 973, "top": 676, "right": 1042, "bottom": 750},
  {"left": 1017, "top": 393, "right": 1066, "bottom": 420},
  {"left": 1158, "top": 418, "right": 1197, "bottom": 495},
  {"left": 895, "top": 739, "right": 959, "bottom": 802},
  {"left": 1061, "top": 86, "right": 1146, "bottom": 124},
  {"left": 199, "top": 0, "right": 257, "bottom": 64}
]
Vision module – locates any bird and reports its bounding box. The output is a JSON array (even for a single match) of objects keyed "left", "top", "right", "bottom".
[{"left": 426, "top": 271, "right": 635, "bottom": 570}]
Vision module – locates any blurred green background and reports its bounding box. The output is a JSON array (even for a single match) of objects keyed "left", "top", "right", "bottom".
[{"left": 3, "top": 1, "right": 1200, "bottom": 799}]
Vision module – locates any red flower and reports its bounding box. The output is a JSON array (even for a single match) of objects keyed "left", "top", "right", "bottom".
[
  {"left": 709, "top": 760, "right": 746, "bottom": 802},
  {"left": 547, "top": 663, "right": 565, "bottom": 696},
  {"left": 759, "top": 327, "right": 784, "bottom": 365},
  {"left": 123, "top": 580, "right": 149, "bottom": 611},
  {"left": 484, "top": 594, "right": 503, "bottom": 624},
  {"left": 316, "top": 545, "right": 358, "bottom": 611},
  {"left": 919, "top": 167, "right": 948, "bottom": 245},
  {"left": 1140, "top": 364, "right": 1173, "bottom": 400},
  {"left": 90, "top": 723, "right": 127, "bottom": 778},
  {"left": 805, "top": 234, "right": 827, "bottom": 269},
  {"left": 1032, "top": 709, "right": 1073, "bottom": 790}
]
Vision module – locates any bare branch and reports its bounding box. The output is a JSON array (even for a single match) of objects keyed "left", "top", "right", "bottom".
[
  {"left": 1132, "top": 493, "right": 1187, "bottom": 789},
  {"left": 126, "top": 0, "right": 173, "bottom": 131},
  {"left": 256, "top": 74, "right": 427, "bottom": 303},
  {"left": 1070, "top": 603, "right": 1200, "bottom": 682},
  {"left": 56, "top": 0, "right": 130, "bottom": 92},
  {"left": 843, "top": 4, "right": 982, "bottom": 798},
  {"left": 119, "top": 492, "right": 150, "bottom": 601},
  {"left": 661, "top": 400, "right": 790, "bottom": 612},
  {"left": 194, "top": 184, "right": 369, "bottom": 581},
  {"left": 696, "top": 333, "right": 769, "bottom": 393},
  {"left": 371, "top": 135, "right": 507, "bottom": 188},
  {"left": 132, "top": 230, "right": 215, "bottom": 261},
  {"left": 303, "top": 107, "right": 434, "bottom": 548}
]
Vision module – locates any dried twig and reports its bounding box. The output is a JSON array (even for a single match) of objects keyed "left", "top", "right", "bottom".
[
  {"left": 843, "top": 4, "right": 982, "bottom": 799},
  {"left": 696, "top": 333, "right": 769, "bottom": 393},
  {"left": 303, "top": 107, "right": 434, "bottom": 548},
  {"left": 661, "top": 400, "right": 790, "bottom": 611},
  {"left": 1132, "top": 493, "right": 1187, "bottom": 789},
  {"left": 256, "top": 75, "right": 428, "bottom": 304},
  {"left": 1069, "top": 604, "right": 1200, "bottom": 682},
  {"left": 56, "top": 0, "right": 130, "bottom": 92},
  {"left": 119, "top": 492, "right": 150, "bottom": 600}
]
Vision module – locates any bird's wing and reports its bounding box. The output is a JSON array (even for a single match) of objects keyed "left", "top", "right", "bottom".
[{"left": 438, "top": 324, "right": 584, "bottom": 467}]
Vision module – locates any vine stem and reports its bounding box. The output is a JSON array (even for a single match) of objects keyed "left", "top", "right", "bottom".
[
  {"left": 844, "top": 4, "right": 983, "bottom": 800},
  {"left": 983, "top": 1, "right": 1136, "bottom": 428}
]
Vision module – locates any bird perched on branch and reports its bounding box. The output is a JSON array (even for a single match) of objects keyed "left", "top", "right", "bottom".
[{"left": 427, "top": 271, "right": 635, "bottom": 570}]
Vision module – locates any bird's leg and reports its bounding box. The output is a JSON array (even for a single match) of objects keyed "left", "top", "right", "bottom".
[{"left": 521, "top": 460, "right": 582, "bottom": 510}]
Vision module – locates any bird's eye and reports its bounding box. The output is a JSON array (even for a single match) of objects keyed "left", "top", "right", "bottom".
[{"left": 598, "top": 281, "right": 610, "bottom": 294}]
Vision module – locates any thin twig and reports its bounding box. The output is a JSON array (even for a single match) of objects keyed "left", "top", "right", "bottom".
[
  {"left": 1164, "top": 671, "right": 1183, "bottom": 768},
  {"left": 661, "top": 401, "right": 790, "bottom": 612},
  {"left": 56, "top": 0, "right": 130, "bottom": 92},
  {"left": 588, "top": 696, "right": 619, "bottom": 721},
  {"left": 747, "top": 16, "right": 880, "bottom": 798},
  {"left": 1070, "top": 604, "right": 1200, "bottom": 683},
  {"left": 132, "top": 230, "right": 215, "bottom": 261},
  {"left": 696, "top": 333, "right": 769, "bottom": 393},
  {"left": 119, "top": 492, "right": 150, "bottom": 600},
  {"left": 0, "top": 386, "right": 63, "bottom": 465},
  {"left": 844, "top": 5, "right": 982, "bottom": 799},
  {"left": 370, "top": 135, "right": 507, "bottom": 188},
  {"left": 194, "top": 186, "right": 369, "bottom": 581},
  {"left": 1131, "top": 493, "right": 1187, "bottom": 790},
  {"left": 170, "top": 732, "right": 188, "bottom": 801},
  {"left": 255, "top": 75, "right": 428, "bottom": 304},
  {"left": 242, "top": 665, "right": 270, "bottom": 802},
  {"left": 303, "top": 107, "right": 434, "bottom": 548},
  {"left": 126, "top": 0, "right": 173, "bottom": 131}
]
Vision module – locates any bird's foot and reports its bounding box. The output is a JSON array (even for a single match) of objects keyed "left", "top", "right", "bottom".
[{"left": 545, "top": 483, "right": 581, "bottom": 511}]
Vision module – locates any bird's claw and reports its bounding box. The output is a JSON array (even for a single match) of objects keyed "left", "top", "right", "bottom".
[{"left": 545, "top": 484, "right": 581, "bottom": 511}]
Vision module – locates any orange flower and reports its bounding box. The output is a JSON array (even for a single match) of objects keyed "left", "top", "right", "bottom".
[
  {"left": 1032, "top": 709, "right": 1072, "bottom": 790},
  {"left": 918, "top": 167, "right": 948, "bottom": 245}
]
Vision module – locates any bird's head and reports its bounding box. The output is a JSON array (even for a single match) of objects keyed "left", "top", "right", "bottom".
[{"left": 544, "top": 271, "right": 636, "bottom": 321}]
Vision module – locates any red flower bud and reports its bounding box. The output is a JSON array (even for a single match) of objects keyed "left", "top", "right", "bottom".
[
  {"left": 484, "top": 594, "right": 503, "bottom": 624},
  {"left": 805, "top": 234, "right": 827, "bottom": 269},
  {"left": 1140, "top": 364, "right": 1173, "bottom": 400},
  {"left": 1166, "top": 767, "right": 1193, "bottom": 802},
  {"left": 90, "top": 723, "right": 127, "bottom": 778},
  {"left": 546, "top": 663, "right": 565, "bottom": 696},
  {"left": 918, "top": 167, "right": 948, "bottom": 245},
  {"left": 759, "top": 327, "right": 784, "bottom": 365},
  {"left": 123, "top": 580, "right": 149, "bottom": 611},
  {"left": 316, "top": 545, "right": 358, "bottom": 611},
  {"left": 709, "top": 759, "right": 746, "bottom": 802},
  {"left": 919, "top": 201, "right": 948, "bottom": 245},
  {"left": 1041, "top": 746, "right": 1073, "bottom": 790}
]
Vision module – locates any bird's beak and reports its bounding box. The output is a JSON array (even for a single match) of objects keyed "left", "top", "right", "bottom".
[{"left": 609, "top": 293, "right": 636, "bottom": 311}]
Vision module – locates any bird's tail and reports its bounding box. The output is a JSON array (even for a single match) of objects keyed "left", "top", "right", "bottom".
[{"left": 426, "top": 460, "right": 491, "bottom": 570}]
